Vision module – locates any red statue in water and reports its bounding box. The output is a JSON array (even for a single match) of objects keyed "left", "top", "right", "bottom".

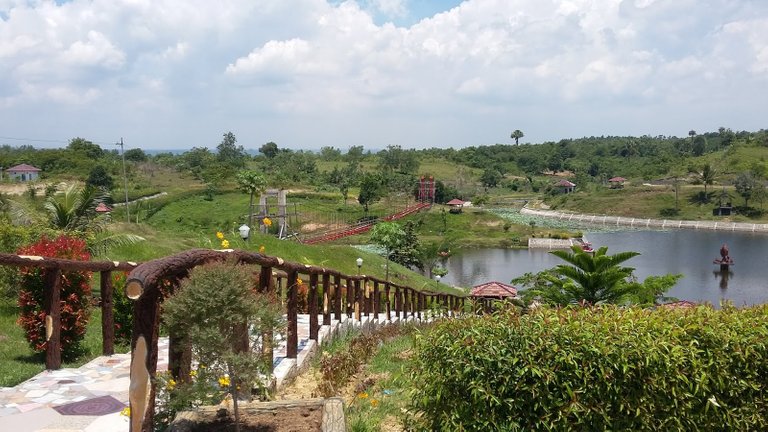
[{"left": 714, "top": 243, "right": 734, "bottom": 271}]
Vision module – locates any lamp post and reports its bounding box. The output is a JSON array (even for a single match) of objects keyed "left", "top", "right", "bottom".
[
  {"left": 435, "top": 274, "right": 442, "bottom": 283},
  {"left": 356, "top": 257, "right": 363, "bottom": 275},
  {"left": 238, "top": 224, "right": 251, "bottom": 242}
]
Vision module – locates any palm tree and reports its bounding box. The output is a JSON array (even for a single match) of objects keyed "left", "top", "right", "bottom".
[
  {"left": 511, "top": 129, "right": 524, "bottom": 145},
  {"left": 4, "top": 184, "right": 143, "bottom": 256},
  {"left": 235, "top": 170, "right": 267, "bottom": 229},
  {"left": 699, "top": 164, "right": 717, "bottom": 201},
  {"left": 688, "top": 130, "right": 696, "bottom": 138},
  {"left": 532, "top": 246, "right": 639, "bottom": 305}
]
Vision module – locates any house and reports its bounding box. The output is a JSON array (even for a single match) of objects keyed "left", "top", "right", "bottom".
[
  {"left": 95, "top": 203, "right": 113, "bottom": 213},
  {"left": 6, "top": 164, "right": 41, "bottom": 182},
  {"left": 556, "top": 179, "right": 576, "bottom": 193},
  {"left": 608, "top": 177, "right": 626, "bottom": 189},
  {"left": 446, "top": 198, "right": 465, "bottom": 214}
]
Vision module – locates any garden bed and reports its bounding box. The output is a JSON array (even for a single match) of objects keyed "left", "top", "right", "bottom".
[{"left": 169, "top": 398, "right": 345, "bottom": 432}]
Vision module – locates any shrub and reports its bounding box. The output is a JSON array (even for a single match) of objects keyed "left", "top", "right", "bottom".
[
  {"left": 409, "top": 305, "right": 768, "bottom": 431},
  {"left": 16, "top": 235, "right": 92, "bottom": 356},
  {"left": 111, "top": 272, "right": 133, "bottom": 345}
]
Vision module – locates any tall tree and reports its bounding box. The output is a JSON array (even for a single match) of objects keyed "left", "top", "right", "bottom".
[
  {"left": 699, "top": 163, "right": 717, "bottom": 200},
  {"left": 734, "top": 171, "right": 759, "bottom": 208},
  {"left": 480, "top": 168, "right": 502, "bottom": 189},
  {"left": 358, "top": 173, "right": 384, "bottom": 213},
  {"left": 370, "top": 222, "right": 406, "bottom": 282},
  {"left": 67, "top": 137, "right": 103, "bottom": 159},
  {"left": 217, "top": 132, "right": 247, "bottom": 168},
  {"left": 86, "top": 165, "right": 114, "bottom": 190},
  {"left": 259, "top": 142, "right": 279, "bottom": 159},
  {"left": 511, "top": 129, "right": 524, "bottom": 145},
  {"left": 236, "top": 170, "right": 267, "bottom": 230}
]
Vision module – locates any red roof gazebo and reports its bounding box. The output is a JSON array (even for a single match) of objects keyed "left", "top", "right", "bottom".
[
  {"left": 95, "top": 203, "right": 112, "bottom": 213},
  {"left": 608, "top": 177, "right": 626, "bottom": 189},
  {"left": 446, "top": 198, "right": 465, "bottom": 213},
  {"left": 556, "top": 179, "right": 576, "bottom": 193},
  {"left": 470, "top": 281, "right": 518, "bottom": 299}
]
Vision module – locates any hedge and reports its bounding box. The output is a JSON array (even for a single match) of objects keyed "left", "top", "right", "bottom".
[{"left": 409, "top": 305, "right": 768, "bottom": 431}]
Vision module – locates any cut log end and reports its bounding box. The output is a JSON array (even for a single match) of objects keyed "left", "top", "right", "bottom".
[{"left": 126, "top": 280, "right": 143, "bottom": 300}]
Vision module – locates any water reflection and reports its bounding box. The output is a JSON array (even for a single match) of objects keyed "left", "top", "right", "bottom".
[{"left": 441, "top": 230, "right": 768, "bottom": 306}]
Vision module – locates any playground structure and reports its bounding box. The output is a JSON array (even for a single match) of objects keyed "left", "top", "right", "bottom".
[{"left": 301, "top": 175, "right": 437, "bottom": 244}]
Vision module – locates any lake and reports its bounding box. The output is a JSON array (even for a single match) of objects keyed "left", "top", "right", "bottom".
[{"left": 440, "top": 229, "right": 768, "bottom": 306}]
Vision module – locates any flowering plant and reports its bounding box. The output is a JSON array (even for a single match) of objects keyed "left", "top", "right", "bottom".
[{"left": 16, "top": 235, "right": 92, "bottom": 356}]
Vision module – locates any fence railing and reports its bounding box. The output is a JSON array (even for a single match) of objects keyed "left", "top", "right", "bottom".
[
  {"left": 521, "top": 207, "right": 768, "bottom": 233},
  {"left": 0, "top": 248, "right": 470, "bottom": 432},
  {"left": 0, "top": 253, "right": 138, "bottom": 370}
]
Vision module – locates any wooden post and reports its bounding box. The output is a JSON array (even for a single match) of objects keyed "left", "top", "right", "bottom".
[
  {"left": 443, "top": 295, "right": 449, "bottom": 316},
  {"left": 385, "top": 282, "right": 391, "bottom": 321},
  {"left": 394, "top": 286, "right": 401, "bottom": 318},
  {"left": 333, "top": 274, "right": 342, "bottom": 322},
  {"left": 131, "top": 288, "right": 161, "bottom": 432},
  {"left": 43, "top": 268, "right": 62, "bottom": 370},
  {"left": 416, "top": 291, "right": 421, "bottom": 320},
  {"left": 258, "top": 266, "right": 274, "bottom": 372},
  {"left": 354, "top": 278, "right": 361, "bottom": 321},
  {"left": 286, "top": 269, "right": 299, "bottom": 359},
  {"left": 100, "top": 270, "right": 115, "bottom": 356},
  {"left": 363, "top": 279, "right": 370, "bottom": 317},
  {"left": 168, "top": 330, "right": 191, "bottom": 383},
  {"left": 403, "top": 287, "right": 409, "bottom": 320},
  {"left": 321, "top": 273, "right": 331, "bottom": 326},
  {"left": 309, "top": 273, "right": 319, "bottom": 341},
  {"left": 372, "top": 281, "right": 379, "bottom": 321},
  {"left": 345, "top": 278, "right": 353, "bottom": 318}
]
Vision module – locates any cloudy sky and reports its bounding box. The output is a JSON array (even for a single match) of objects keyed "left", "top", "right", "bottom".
[{"left": 1, "top": 0, "right": 767, "bottom": 151}]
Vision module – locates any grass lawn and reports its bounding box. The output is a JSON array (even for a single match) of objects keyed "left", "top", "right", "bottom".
[
  {"left": 343, "top": 330, "right": 418, "bottom": 432},
  {"left": 0, "top": 300, "right": 125, "bottom": 387}
]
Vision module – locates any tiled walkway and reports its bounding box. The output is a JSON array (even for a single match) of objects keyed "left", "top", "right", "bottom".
[{"left": 0, "top": 314, "right": 394, "bottom": 431}]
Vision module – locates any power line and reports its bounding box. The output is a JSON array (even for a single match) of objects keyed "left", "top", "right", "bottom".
[{"left": 0, "top": 135, "right": 121, "bottom": 146}]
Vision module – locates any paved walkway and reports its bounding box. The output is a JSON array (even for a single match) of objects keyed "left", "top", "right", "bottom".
[{"left": 0, "top": 314, "right": 397, "bottom": 431}]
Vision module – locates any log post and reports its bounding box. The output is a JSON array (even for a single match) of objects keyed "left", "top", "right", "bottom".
[
  {"left": 43, "top": 268, "right": 62, "bottom": 370},
  {"left": 385, "top": 282, "right": 391, "bottom": 321},
  {"left": 402, "top": 287, "right": 409, "bottom": 320},
  {"left": 258, "top": 265, "right": 274, "bottom": 372},
  {"left": 100, "top": 270, "right": 115, "bottom": 356},
  {"left": 345, "top": 278, "right": 353, "bottom": 318},
  {"left": 416, "top": 291, "right": 422, "bottom": 320},
  {"left": 286, "top": 269, "right": 299, "bottom": 359},
  {"left": 372, "top": 281, "right": 379, "bottom": 321},
  {"left": 131, "top": 288, "right": 161, "bottom": 432},
  {"left": 169, "top": 330, "right": 191, "bottom": 383},
  {"left": 394, "top": 286, "right": 400, "bottom": 318},
  {"left": 322, "top": 273, "right": 331, "bottom": 326},
  {"left": 309, "top": 273, "right": 319, "bottom": 341},
  {"left": 333, "top": 274, "right": 342, "bottom": 322},
  {"left": 354, "top": 278, "right": 361, "bottom": 321},
  {"left": 363, "top": 279, "right": 370, "bottom": 317}
]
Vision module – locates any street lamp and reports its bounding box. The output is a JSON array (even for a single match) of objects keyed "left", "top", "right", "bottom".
[
  {"left": 238, "top": 224, "right": 251, "bottom": 241},
  {"left": 356, "top": 257, "right": 363, "bottom": 275},
  {"left": 435, "top": 274, "right": 442, "bottom": 283}
]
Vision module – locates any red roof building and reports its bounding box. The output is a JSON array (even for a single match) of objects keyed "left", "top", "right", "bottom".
[
  {"left": 470, "top": 281, "right": 518, "bottom": 298},
  {"left": 95, "top": 203, "right": 112, "bottom": 213},
  {"left": 6, "top": 163, "right": 41, "bottom": 182},
  {"left": 608, "top": 177, "right": 626, "bottom": 189},
  {"left": 446, "top": 199, "right": 465, "bottom": 206},
  {"left": 556, "top": 179, "right": 576, "bottom": 193}
]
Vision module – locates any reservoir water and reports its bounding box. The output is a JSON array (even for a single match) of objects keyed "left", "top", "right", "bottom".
[{"left": 441, "top": 229, "right": 768, "bottom": 306}]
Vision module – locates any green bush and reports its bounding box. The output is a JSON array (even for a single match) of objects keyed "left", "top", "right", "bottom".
[{"left": 409, "top": 305, "right": 768, "bottom": 431}]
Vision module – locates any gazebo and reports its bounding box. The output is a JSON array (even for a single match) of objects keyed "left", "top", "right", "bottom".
[
  {"left": 608, "top": 177, "right": 626, "bottom": 189},
  {"left": 446, "top": 198, "right": 465, "bottom": 214},
  {"left": 470, "top": 281, "right": 518, "bottom": 299},
  {"left": 95, "top": 202, "right": 113, "bottom": 213},
  {"left": 556, "top": 179, "right": 576, "bottom": 194}
]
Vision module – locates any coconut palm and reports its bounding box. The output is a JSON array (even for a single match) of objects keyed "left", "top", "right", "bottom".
[
  {"left": 699, "top": 163, "right": 717, "bottom": 200},
  {"left": 4, "top": 184, "right": 143, "bottom": 256},
  {"left": 532, "top": 246, "right": 639, "bottom": 306}
]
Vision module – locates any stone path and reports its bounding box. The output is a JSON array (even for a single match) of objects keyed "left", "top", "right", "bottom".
[{"left": 0, "top": 313, "right": 398, "bottom": 431}]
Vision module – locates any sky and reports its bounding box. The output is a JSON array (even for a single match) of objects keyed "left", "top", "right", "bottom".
[{"left": 1, "top": 0, "right": 767, "bottom": 151}]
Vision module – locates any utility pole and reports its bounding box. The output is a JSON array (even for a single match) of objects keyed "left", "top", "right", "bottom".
[{"left": 115, "top": 138, "right": 130, "bottom": 223}]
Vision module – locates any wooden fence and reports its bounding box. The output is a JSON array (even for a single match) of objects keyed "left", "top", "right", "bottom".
[{"left": 0, "top": 249, "right": 469, "bottom": 432}]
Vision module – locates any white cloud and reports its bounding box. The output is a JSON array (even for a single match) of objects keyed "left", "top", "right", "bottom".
[{"left": 0, "top": 0, "right": 766, "bottom": 148}]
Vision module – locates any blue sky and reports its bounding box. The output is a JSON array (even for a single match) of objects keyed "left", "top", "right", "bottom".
[{"left": 0, "top": 0, "right": 767, "bottom": 151}]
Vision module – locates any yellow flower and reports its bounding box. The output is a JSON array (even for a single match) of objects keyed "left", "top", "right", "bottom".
[
  {"left": 259, "top": 245, "right": 266, "bottom": 254},
  {"left": 120, "top": 406, "right": 131, "bottom": 417},
  {"left": 189, "top": 370, "right": 197, "bottom": 378},
  {"left": 370, "top": 399, "right": 379, "bottom": 407},
  {"left": 263, "top": 217, "right": 272, "bottom": 227},
  {"left": 296, "top": 277, "right": 304, "bottom": 288},
  {"left": 216, "top": 231, "right": 224, "bottom": 240},
  {"left": 221, "top": 239, "right": 230, "bottom": 249},
  {"left": 218, "top": 375, "right": 231, "bottom": 387},
  {"left": 358, "top": 392, "right": 368, "bottom": 399},
  {"left": 167, "top": 378, "right": 176, "bottom": 390}
]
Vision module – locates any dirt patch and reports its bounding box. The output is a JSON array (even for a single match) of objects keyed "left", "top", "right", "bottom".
[
  {"left": 278, "top": 369, "right": 322, "bottom": 400},
  {"left": 300, "top": 223, "right": 331, "bottom": 233},
  {"left": 177, "top": 406, "right": 322, "bottom": 431},
  {"left": 0, "top": 334, "right": 7, "bottom": 342}
]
